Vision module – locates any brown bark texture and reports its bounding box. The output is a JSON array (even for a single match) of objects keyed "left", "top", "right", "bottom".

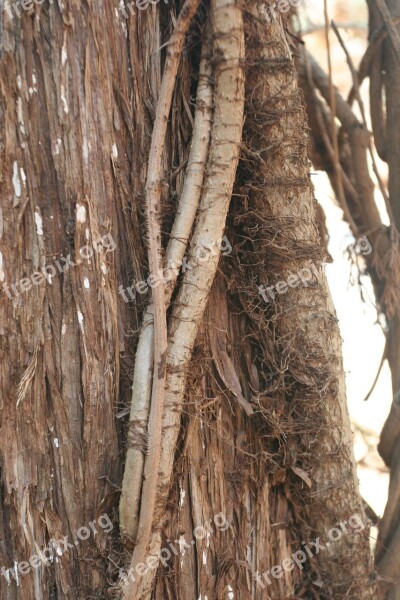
[{"left": 0, "top": 0, "right": 379, "bottom": 599}]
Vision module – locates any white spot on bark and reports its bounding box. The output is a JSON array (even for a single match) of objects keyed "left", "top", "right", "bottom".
[
  {"left": 60, "top": 85, "right": 69, "bottom": 114},
  {"left": 112, "top": 143, "right": 118, "bottom": 159},
  {"left": 82, "top": 137, "right": 89, "bottom": 162},
  {"left": 83, "top": 277, "right": 90, "bottom": 289},
  {"left": 62, "top": 323, "right": 67, "bottom": 335},
  {"left": 178, "top": 535, "right": 188, "bottom": 558},
  {"left": 0, "top": 252, "right": 4, "bottom": 283},
  {"left": 85, "top": 228, "right": 90, "bottom": 241},
  {"left": 20, "top": 168, "right": 26, "bottom": 185},
  {"left": 76, "top": 204, "right": 87, "bottom": 223},
  {"left": 202, "top": 550, "right": 207, "bottom": 565},
  {"left": 16, "top": 98, "right": 26, "bottom": 134},
  {"left": 179, "top": 487, "right": 185, "bottom": 507},
  {"left": 53, "top": 437, "right": 59, "bottom": 448},
  {"left": 118, "top": 1, "right": 128, "bottom": 36},
  {"left": 34, "top": 211, "right": 43, "bottom": 236},
  {"left": 12, "top": 162, "right": 21, "bottom": 198},
  {"left": 54, "top": 138, "right": 62, "bottom": 155},
  {"left": 77, "top": 310, "right": 84, "bottom": 327},
  {"left": 227, "top": 585, "right": 234, "bottom": 599},
  {"left": 101, "top": 262, "right": 107, "bottom": 274},
  {"left": 61, "top": 45, "right": 68, "bottom": 67},
  {"left": 32, "top": 73, "right": 37, "bottom": 85},
  {"left": 17, "top": 75, "right": 22, "bottom": 90}
]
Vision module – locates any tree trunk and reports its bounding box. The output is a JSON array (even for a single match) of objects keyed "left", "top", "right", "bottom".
[
  {"left": 0, "top": 1, "right": 375, "bottom": 599},
  {"left": 299, "top": 2, "right": 400, "bottom": 596}
]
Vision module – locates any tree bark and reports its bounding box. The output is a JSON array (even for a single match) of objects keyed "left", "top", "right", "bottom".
[{"left": 0, "top": 1, "right": 376, "bottom": 599}]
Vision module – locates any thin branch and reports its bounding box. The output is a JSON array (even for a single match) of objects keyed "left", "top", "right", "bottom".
[
  {"left": 322, "top": 2, "right": 358, "bottom": 233},
  {"left": 302, "top": 51, "right": 383, "bottom": 236},
  {"left": 374, "top": 0, "right": 400, "bottom": 66},
  {"left": 119, "top": 29, "right": 212, "bottom": 541},
  {"left": 122, "top": 2, "right": 202, "bottom": 597},
  {"left": 331, "top": 20, "right": 393, "bottom": 224},
  {"left": 123, "top": 0, "right": 245, "bottom": 597}
]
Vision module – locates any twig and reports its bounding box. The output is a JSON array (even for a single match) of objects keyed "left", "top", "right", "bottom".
[
  {"left": 374, "top": 0, "right": 400, "bottom": 66},
  {"left": 322, "top": 2, "right": 358, "bottom": 233},
  {"left": 364, "top": 337, "right": 388, "bottom": 402},
  {"left": 303, "top": 52, "right": 383, "bottom": 236},
  {"left": 332, "top": 20, "right": 393, "bottom": 225},
  {"left": 304, "top": 48, "right": 360, "bottom": 211}
]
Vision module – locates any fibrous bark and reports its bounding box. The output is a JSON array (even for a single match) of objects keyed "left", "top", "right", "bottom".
[
  {"left": 0, "top": 2, "right": 378, "bottom": 599},
  {"left": 228, "top": 4, "right": 376, "bottom": 597}
]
